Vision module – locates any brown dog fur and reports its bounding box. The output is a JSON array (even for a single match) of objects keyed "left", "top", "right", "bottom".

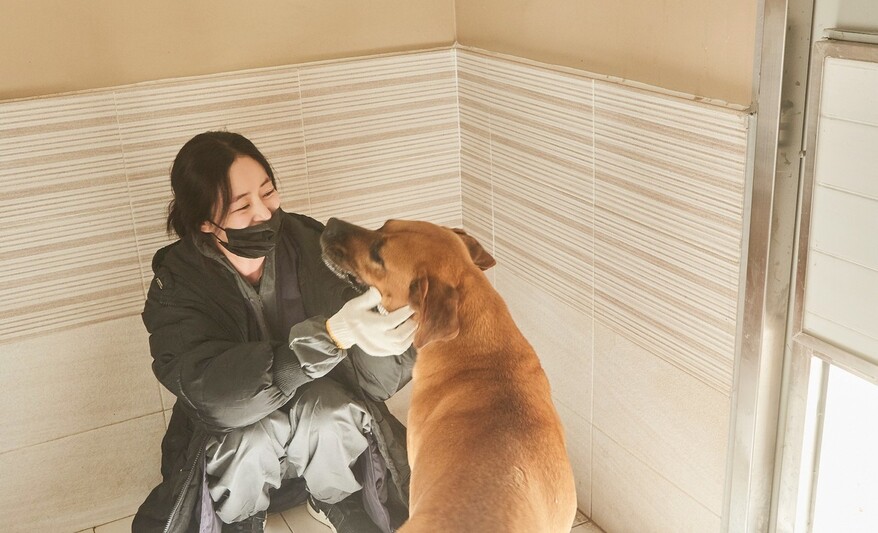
[{"left": 320, "top": 218, "right": 577, "bottom": 533}]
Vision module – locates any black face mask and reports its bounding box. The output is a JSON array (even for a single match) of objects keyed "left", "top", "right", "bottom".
[{"left": 211, "top": 208, "right": 283, "bottom": 259}]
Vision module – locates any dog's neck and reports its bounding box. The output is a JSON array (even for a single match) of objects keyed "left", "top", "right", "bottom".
[
  {"left": 413, "top": 269, "right": 537, "bottom": 383},
  {"left": 447, "top": 270, "right": 525, "bottom": 353}
]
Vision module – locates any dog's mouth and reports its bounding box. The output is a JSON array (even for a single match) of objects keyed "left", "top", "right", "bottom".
[
  {"left": 321, "top": 253, "right": 390, "bottom": 315},
  {"left": 322, "top": 253, "right": 369, "bottom": 293}
]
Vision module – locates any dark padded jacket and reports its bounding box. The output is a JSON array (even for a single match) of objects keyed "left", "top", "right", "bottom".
[{"left": 132, "top": 212, "right": 413, "bottom": 533}]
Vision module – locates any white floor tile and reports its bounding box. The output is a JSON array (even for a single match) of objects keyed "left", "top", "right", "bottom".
[
  {"left": 280, "top": 503, "right": 333, "bottom": 533},
  {"left": 572, "top": 521, "right": 606, "bottom": 532},
  {"left": 266, "top": 512, "right": 293, "bottom": 533},
  {"left": 83, "top": 505, "right": 596, "bottom": 532},
  {"left": 94, "top": 515, "right": 133, "bottom": 533},
  {"left": 281, "top": 502, "right": 595, "bottom": 533}
]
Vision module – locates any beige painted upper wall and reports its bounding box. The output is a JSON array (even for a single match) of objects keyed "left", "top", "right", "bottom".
[
  {"left": 4, "top": 0, "right": 756, "bottom": 105},
  {"left": 0, "top": 0, "right": 455, "bottom": 100},
  {"left": 455, "top": 0, "right": 757, "bottom": 106}
]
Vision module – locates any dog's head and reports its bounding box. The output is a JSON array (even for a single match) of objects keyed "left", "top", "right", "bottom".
[{"left": 320, "top": 218, "right": 495, "bottom": 349}]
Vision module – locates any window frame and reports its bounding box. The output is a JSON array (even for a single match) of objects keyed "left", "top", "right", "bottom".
[{"left": 773, "top": 39, "right": 878, "bottom": 533}]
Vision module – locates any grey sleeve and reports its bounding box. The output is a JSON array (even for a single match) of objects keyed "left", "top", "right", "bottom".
[
  {"left": 288, "top": 316, "right": 348, "bottom": 378},
  {"left": 288, "top": 317, "right": 417, "bottom": 402},
  {"left": 347, "top": 344, "right": 417, "bottom": 402}
]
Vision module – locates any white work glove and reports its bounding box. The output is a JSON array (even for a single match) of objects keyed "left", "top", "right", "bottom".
[{"left": 326, "top": 287, "right": 417, "bottom": 356}]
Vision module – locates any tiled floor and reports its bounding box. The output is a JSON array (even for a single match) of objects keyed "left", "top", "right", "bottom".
[{"left": 79, "top": 506, "right": 603, "bottom": 532}]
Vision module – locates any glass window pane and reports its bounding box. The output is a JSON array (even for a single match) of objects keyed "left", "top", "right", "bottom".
[{"left": 812, "top": 364, "right": 878, "bottom": 533}]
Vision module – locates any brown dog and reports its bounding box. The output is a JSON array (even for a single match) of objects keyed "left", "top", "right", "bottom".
[{"left": 320, "top": 218, "right": 577, "bottom": 533}]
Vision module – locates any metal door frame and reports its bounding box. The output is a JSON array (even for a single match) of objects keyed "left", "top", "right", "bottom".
[{"left": 724, "top": 0, "right": 817, "bottom": 531}]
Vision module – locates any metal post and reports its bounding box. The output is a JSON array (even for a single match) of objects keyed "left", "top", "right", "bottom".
[{"left": 724, "top": 0, "right": 816, "bottom": 531}]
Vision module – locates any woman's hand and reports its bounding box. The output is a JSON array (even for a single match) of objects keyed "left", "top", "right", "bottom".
[{"left": 326, "top": 287, "right": 417, "bottom": 356}]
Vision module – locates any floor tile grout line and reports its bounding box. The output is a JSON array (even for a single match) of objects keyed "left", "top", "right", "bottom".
[{"left": 0, "top": 410, "right": 163, "bottom": 457}]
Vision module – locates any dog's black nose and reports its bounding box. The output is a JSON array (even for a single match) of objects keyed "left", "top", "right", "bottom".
[{"left": 323, "top": 217, "right": 360, "bottom": 243}]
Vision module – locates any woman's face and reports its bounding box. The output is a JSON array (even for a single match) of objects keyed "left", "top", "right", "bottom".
[{"left": 201, "top": 156, "right": 280, "bottom": 236}]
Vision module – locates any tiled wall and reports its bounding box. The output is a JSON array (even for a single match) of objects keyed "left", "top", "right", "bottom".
[
  {"left": 0, "top": 50, "right": 459, "bottom": 532},
  {"left": 458, "top": 49, "right": 749, "bottom": 532},
  {"left": 0, "top": 47, "right": 750, "bottom": 532}
]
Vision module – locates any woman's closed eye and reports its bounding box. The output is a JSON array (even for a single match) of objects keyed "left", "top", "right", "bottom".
[{"left": 233, "top": 189, "right": 275, "bottom": 212}]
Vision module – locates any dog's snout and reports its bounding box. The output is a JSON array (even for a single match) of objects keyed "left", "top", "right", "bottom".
[
  {"left": 321, "top": 218, "right": 366, "bottom": 265},
  {"left": 322, "top": 218, "right": 343, "bottom": 243},
  {"left": 323, "top": 217, "right": 362, "bottom": 244}
]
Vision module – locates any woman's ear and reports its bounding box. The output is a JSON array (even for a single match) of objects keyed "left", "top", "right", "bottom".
[
  {"left": 451, "top": 228, "right": 496, "bottom": 270},
  {"left": 408, "top": 273, "right": 460, "bottom": 349}
]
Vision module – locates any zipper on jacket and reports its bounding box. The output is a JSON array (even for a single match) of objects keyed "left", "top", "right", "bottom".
[{"left": 163, "top": 444, "right": 206, "bottom": 533}]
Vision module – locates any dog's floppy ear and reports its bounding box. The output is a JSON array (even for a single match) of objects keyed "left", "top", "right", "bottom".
[
  {"left": 451, "top": 228, "right": 496, "bottom": 270},
  {"left": 408, "top": 273, "right": 460, "bottom": 349}
]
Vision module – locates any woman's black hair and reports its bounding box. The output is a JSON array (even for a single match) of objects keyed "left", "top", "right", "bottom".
[{"left": 166, "top": 131, "right": 278, "bottom": 238}]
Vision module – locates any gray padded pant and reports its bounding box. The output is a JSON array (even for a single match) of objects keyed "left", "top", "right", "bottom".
[{"left": 205, "top": 379, "right": 373, "bottom": 523}]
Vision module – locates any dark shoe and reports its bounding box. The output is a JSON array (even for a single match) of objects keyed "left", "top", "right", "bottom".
[
  {"left": 307, "top": 493, "right": 382, "bottom": 533},
  {"left": 221, "top": 511, "right": 266, "bottom": 533}
]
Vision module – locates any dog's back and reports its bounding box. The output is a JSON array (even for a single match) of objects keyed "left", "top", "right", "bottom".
[{"left": 400, "top": 274, "right": 577, "bottom": 533}]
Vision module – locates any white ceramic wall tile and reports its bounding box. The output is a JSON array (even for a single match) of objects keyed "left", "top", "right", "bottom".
[
  {"left": 814, "top": 117, "right": 878, "bottom": 199},
  {"left": 0, "top": 315, "right": 160, "bottom": 453},
  {"left": 593, "top": 321, "right": 730, "bottom": 515},
  {"left": 298, "top": 51, "right": 461, "bottom": 229},
  {"left": 458, "top": 55, "right": 494, "bottom": 255},
  {"left": 0, "top": 413, "right": 165, "bottom": 533},
  {"left": 459, "top": 130, "right": 493, "bottom": 252},
  {"left": 493, "top": 265, "right": 593, "bottom": 514},
  {"left": 457, "top": 52, "right": 594, "bottom": 168},
  {"left": 820, "top": 58, "right": 878, "bottom": 126},
  {"left": 457, "top": 53, "right": 497, "bottom": 286},
  {"left": 112, "top": 66, "right": 310, "bottom": 292},
  {"left": 593, "top": 81, "right": 748, "bottom": 394},
  {"left": 457, "top": 51, "right": 595, "bottom": 316},
  {"left": 494, "top": 266, "right": 593, "bottom": 419},
  {"left": 591, "top": 429, "right": 722, "bottom": 533},
  {"left": 0, "top": 92, "right": 144, "bottom": 343},
  {"left": 803, "top": 251, "right": 878, "bottom": 361},
  {"left": 556, "top": 401, "right": 593, "bottom": 519}
]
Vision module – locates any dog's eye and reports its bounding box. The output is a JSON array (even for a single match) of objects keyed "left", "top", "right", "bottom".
[{"left": 369, "top": 240, "right": 385, "bottom": 267}]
